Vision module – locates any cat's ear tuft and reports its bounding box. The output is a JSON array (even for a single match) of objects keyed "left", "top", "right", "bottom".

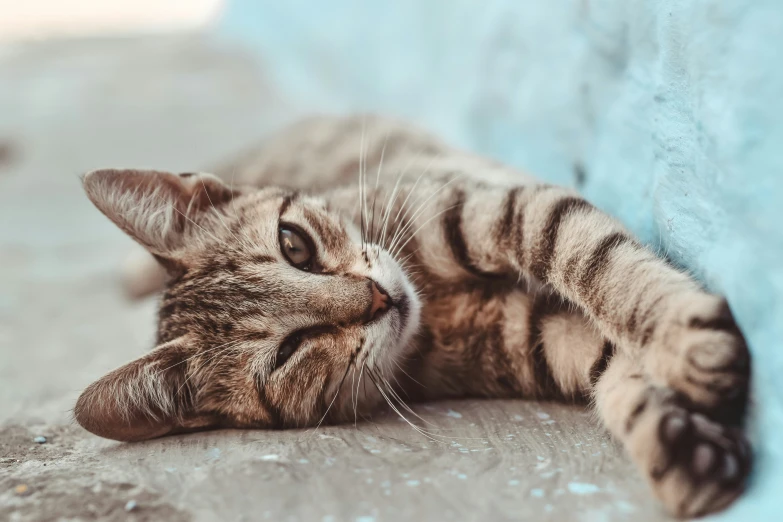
[
  {"left": 73, "top": 338, "right": 212, "bottom": 441},
  {"left": 82, "top": 169, "right": 236, "bottom": 258}
]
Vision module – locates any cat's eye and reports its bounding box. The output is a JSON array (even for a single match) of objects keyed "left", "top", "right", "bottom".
[
  {"left": 273, "top": 326, "right": 335, "bottom": 371},
  {"left": 274, "top": 334, "right": 302, "bottom": 370},
  {"left": 279, "top": 225, "right": 314, "bottom": 270}
]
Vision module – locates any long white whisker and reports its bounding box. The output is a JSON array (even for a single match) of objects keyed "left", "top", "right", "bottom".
[
  {"left": 392, "top": 359, "right": 427, "bottom": 390},
  {"left": 359, "top": 117, "right": 370, "bottom": 251},
  {"left": 354, "top": 358, "right": 367, "bottom": 426},
  {"left": 375, "top": 368, "right": 436, "bottom": 427},
  {"left": 370, "top": 369, "right": 488, "bottom": 441},
  {"left": 200, "top": 343, "right": 237, "bottom": 394},
  {"left": 350, "top": 361, "right": 357, "bottom": 424},
  {"left": 386, "top": 155, "right": 438, "bottom": 250},
  {"left": 370, "top": 131, "right": 389, "bottom": 244},
  {"left": 199, "top": 177, "right": 243, "bottom": 248},
  {"left": 388, "top": 174, "right": 463, "bottom": 256},
  {"left": 305, "top": 355, "right": 355, "bottom": 440},
  {"left": 392, "top": 203, "right": 461, "bottom": 260},
  {"left": 378, "top": 172, "right": 404, "bottom": 249},
  {"left": 378, "top": 146, "right": 432, "bottom": 249},
  {"left": 367, "top": 371, "right": 445, "bottom": 443},
  {"left": 357, "top": 119, "right": 367, "bottom": 251},
  {"left": 157, "top": 338, "right": 243, "bottom": 374},
  {"left": 145, "top": 190, "right": 225, "bottom": 247},
  {"left": 176, "top": 341, "right": 240, "bottom": 396}
]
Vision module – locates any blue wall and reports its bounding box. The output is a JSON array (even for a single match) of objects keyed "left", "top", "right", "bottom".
[{"left": 218, "top": 1, "right": 783, "bottom": 518}]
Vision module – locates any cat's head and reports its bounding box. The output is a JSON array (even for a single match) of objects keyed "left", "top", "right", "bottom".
[{"left": 75, "top": 169, "right": 420, "bottom": 441}]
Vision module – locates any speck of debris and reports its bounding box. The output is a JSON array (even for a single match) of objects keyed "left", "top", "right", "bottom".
[
  {"left": 0, "top": 141, "right": 17, "bottom": 168},
  {"left": 14, "top": 484, "right": 31, "bottom": 496},
  {"left": 573, "top": 163, "right": 587, "bottom": 188},
  {"left": 259, "top": 454, "right": 280, "bottom": 462},
  {"left": 33, "top": 436, "right": 47, "bottom": 444},
  {"left": 125, "top": 500, "right": 138, "bottom": 512}
]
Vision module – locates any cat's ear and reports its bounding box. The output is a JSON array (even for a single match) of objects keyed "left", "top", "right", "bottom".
[
  {"left": 82, "top": 169, "right": 237, "bottom": 259},
  {"left": 74, "top": 338, "right": 214, "bottom": 441}
]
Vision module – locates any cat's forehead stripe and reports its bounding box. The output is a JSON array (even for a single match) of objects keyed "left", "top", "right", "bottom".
[{"left": 300, "top": 206, "right": 347, "bottom": 251}]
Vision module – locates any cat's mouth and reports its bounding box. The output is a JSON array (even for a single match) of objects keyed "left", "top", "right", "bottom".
[
  {"left": 375, "top": 286, "right": 420, "bottom": 363},
  {"left": 359, "top": 246, "right": 421, "bottom": 375}
]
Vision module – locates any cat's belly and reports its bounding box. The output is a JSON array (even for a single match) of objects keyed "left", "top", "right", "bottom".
[
  {"left": 402, "top": 283, "right": 531, "bottom": 400},
  {"left": 400, "top": 280, "right": 601, "bottom": 403}
]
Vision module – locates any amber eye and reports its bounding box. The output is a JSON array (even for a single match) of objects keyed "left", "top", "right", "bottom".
[
  {"left": 279, "top": 225, "right": 314, "bottom": 269},
  {"left": 274, "top": 334, "right": 302, "bottom": 370}
]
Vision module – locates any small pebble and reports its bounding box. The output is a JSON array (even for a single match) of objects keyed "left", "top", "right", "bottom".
[
  {"left": 33, "top": 436, "right": 47, "bottom": 444},
  {"left": 14, "top": 484, "right": 31, "bottom": 496},
  {"left": 125, "top": 500, "right": 138, "bottom": 512}
]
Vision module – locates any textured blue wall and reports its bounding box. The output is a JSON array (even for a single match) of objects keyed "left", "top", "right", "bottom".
[{"left": 218, "top": 1, "right": 783, "bottom": 518}]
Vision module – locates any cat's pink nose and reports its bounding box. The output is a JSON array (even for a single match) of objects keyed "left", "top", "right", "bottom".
[{"left": 367, "top": 281, "right": 391, "bottom": 322}]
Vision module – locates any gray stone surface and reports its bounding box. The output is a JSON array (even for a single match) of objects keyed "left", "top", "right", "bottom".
[{"left": 0, "top": 34, "right": 670, "bottom": 521}]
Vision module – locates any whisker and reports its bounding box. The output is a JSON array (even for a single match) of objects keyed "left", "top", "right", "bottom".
[
  {"left": 358, "top": 118, "right": 367, "bottom": 252},
  {"left": 304, "top": 351, "right": 356, "bottom": 440},
  {"left": 199, "top": 177, "right": 243, "bottom": 247},
  {"left": 369, "top": 130, "right": 389, "bottom": 245},
  {"left": 156, "top": 338, "right": 243, "bottom": 374},
  {"left": 371, "top": 367, "right": 436, "bottom": 427},
  {"left": 354, "top": 358, "right": 367, "bottom": 427},
  {"left": 175, "top": 341, "right": 240, "bottom": 396},
  {"left": 395, "top": 248, "right": 420, "bottom": 268},
  {"left": 359, "top": 116, "right": 371, "bottom": 252},
  {"left": 392, "top": 359, "right": 427, "bottom": 390},
  {"left": 350, "top": 359, "right": 357, "bottom": 425},
  {"left": 388, "top": 174, "right": 463, "bottom": 257},
  {"left": 366, "top": 370, "right": 446, "bottom": 444},
  {"left": 378, "top": 168, "right": 405, "bottom": 249},
  {"left": 144, "top": 190, "right": 226, "bottom": 248},
  {"left": 377, "top": 146, "right": 432, "bottom": 249},
  {"left": 372, "top": 370, "right": 488, "bottom": 442},
  {"left": 391, "top": 205, "right": 459, "bottom": 260},
  {"left": 386, "top": 156, "right": 438, "bottom": 251}
]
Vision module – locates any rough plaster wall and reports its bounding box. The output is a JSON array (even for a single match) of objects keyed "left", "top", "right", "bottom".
[{"left": 218, "top": 1, "right": 783, "bottom": 518}]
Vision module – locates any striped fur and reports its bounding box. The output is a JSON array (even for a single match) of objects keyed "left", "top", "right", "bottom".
[{"left": 76, "top": 115, "right": 752, "bottom": 518}]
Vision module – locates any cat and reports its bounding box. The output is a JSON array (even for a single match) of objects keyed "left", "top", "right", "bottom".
[{"left": 75, "top": 115, "right": 752, "bottom": 518}]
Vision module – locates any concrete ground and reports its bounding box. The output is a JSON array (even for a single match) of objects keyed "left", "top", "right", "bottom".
[{"left": 0, "top": 34, "right": 671, "bottom": 521}]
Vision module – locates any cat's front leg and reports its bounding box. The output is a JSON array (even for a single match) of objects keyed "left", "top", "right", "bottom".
[
  {"left": 414, "top": 181, "right": 751, "bottom": 423},
  {"left": 509, "top": 185, "right": 752, "bottom": 424}
]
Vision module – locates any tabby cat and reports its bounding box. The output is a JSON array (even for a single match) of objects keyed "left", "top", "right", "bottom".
[{"left": 75, "top": 116, "right": 752, "bottom": 518}]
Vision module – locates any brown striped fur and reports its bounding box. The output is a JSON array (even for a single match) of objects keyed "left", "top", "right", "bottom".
[{"left": 76, "top": 115, "right": 752, "bottom": 518}]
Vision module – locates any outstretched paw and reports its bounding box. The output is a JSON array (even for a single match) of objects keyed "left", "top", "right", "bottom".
[{"left": 649, "top": 407, "right": 752, "bottom": 518}]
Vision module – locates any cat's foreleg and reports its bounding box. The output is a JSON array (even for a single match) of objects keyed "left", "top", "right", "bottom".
[{"left": 415, "top": 182, "right": 750, "bottom": 423}]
